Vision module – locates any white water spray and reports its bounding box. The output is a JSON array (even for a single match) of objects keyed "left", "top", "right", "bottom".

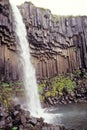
[
  {"left": 9, "top": 1, "right": 42, "bottom": 117},
  {"left": 9, "top": 1, "right": 62, "bottom": 123}
]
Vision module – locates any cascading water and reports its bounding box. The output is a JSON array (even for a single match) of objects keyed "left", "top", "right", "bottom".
[
  {"left": 9, "top": 0, "right": 42, "bottom": 117},
  {"left": 9, "top": 0, "right": 62, "bottom": 123}
]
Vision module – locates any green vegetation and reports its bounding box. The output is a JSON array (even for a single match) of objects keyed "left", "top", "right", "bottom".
[
  {"left": 39, "top": 7, "right": 50, "bottom": 12},
  {"left": 0, "top": 82, "right": 12, "bottom": 107},
  {"left": 30, "top": 124, "right": 34, "bottom": 128},
  {"left": 38, "top": 69, "right": 87, "bottom": 102},
  {"left": 55, "top": 76, "right": 76, "bottom": 94},
  {"left": 51, "top": 14, "right": 82, "bottom": 23},
  {"left": 74, "top": 69, "right": 82, "bottom": 77},
  {"left": 12, "top": 127, "right": 18, "bottom": 130},
  {"left": 0, "top": 69, "right": 87, "bottom": 106},
  {"left": 38, "top": 74, "right": 76, "bottom": 101},
  {"left": 0, "top": 81, "right": 24, "bottom": 108},
  {"left": 73, "top": 47, "right": 78, "bottom": 52},
  {"left": 83, "top": 72, "right": 87, "bottom": 79},
  {"left": 51, "top": 15, "right": 62, "bottom": 22},
  {"left": 38, "top": 80, "right": 46, "bottom": 93}
]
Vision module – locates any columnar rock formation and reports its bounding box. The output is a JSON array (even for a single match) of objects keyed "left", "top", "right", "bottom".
[
  {"left": 0, "top": 0, "right": 87, "bottom": 81},
  {"left": 0, "top": 0, "right": 22, "bottom": 81},
  {"left": 19, "top": 2, "right": 87, "bottom": 79}
]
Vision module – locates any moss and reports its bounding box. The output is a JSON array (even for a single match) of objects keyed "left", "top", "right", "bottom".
[
  {"left": 38, "top": 81, "right": 46, "bottom": 93},
  {"left": 40, "top": 95, "right": 45, "bottom": 101},
  {"left": 51, "top": 15, "right": 62, "bottom": 22},
  {"left": 38, "top": 69, "right": 87, "bottom": 103},
  {"left": 74, "top": 69, "right": 82, "bottom": 77},
  {"left": 12, "top": 127, "right": 18, "bottom": 130},
  {"left": 38, "top": 73, "right": 76, "bottom": 101},
  {"left": 39, "top": 7, "right": 50, "bottom": 12},
  {"left": 45, "top": 91, "right": 51, "bottom": 97},
  {"left": 14, "top": 81, "right": 23, "bottom": 85},
  {"left": 1, "top": 82, "right": 9, "bottom": 87},
  {"left": 84, "top": 72, "right": 87, "bottom": 79},
  {"left": 56, "top": 76, "right": 76, "bottom": 94},
  {"left": 0, "top": 81, "right": 25, "bottom": 108}
]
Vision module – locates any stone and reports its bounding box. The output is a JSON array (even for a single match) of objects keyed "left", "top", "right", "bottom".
[
  {"left": 13, "top": 111, "right": 20, "bottom": 116},
  {"left": 42, "top": 126, "right": 48, "bottom": 130},
  {"left": 29, "top": 117, "right": 37, "bottom": 125},
  {"left": 46, "top": 97, "right": 54, "bottom": 105},
  {"left": 19, "top": 125, "right": 24, "bottom": 130},
  {"left": 23, "top": 110, "right": 30, "bottom": 120},
  {"left": 1, "top": 0, "right": 87, "bottom": 80},
  {"left": 20, "top": 115, "right": 26, "bottom": 126},
  {"left": 14, "top": 104, "right": 21, "bottom": 111},
  {"left": 0, "top": 120, "right": 5, "bottom": 128}
]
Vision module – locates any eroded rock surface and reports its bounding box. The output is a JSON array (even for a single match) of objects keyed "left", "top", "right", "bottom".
[
  {"left": 0, "top": 0, "right": 20, "bottom": 81},
  {"left": 19, "top": 2, "right": 87, "bottom": 79},
  {"left": 1, "top": 0, "right": 87, "bottom": 81}
]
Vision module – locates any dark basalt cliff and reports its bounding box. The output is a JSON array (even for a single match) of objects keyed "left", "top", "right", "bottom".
[
  {"left": 0, "top": 0, "right": 20, "bottom": 81},
  {"left": 19, "top": 2, "right": 87, "bottom": 79},
  {"left": 0, "top": 0, "right": 87, "bottom": 81}
]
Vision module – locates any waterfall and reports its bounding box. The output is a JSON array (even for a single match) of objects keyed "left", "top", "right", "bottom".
[
  {"left": 9, "top": 1, "right": 62, "bottom": 123},
  {"left": 9, "top": 1, "right": 42, "bottom": 117}
]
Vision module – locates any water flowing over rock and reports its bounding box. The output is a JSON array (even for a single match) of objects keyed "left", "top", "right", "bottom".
[
  {"left": 9, "top": 0, "right": 42, "bottom": 117},
  {"left": 0, "top": 103, "right": 68, "bottom": 130},
  {"left": 0, "top": 0, "right": 87, "bottom": 81},
  {"left": 0, "top": 0, "right": 87, "bottom": 129}
]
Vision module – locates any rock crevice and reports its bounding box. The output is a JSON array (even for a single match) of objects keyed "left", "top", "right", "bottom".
[
  {"left": 0, "top": 0, "right": 20, "bottom": 81},
  {"left": 0, "top": 1, "right": 87, "bottom": 80},
  {"left": 19, "top": 2, "right": 87, "bottom": 79}
]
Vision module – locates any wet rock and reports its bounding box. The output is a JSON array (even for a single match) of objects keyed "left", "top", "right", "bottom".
[
  {"left": 0, "top": 120, "right": 5, "bottom": 129},
  {"left": 0, "top": 103, "right": 70, "bottom": 130},
  {"left": 29, "top": 117, "right": 37, "bottom": 126},
  {"left": 14, "top": 104, "right": 21, "bottom": 111},
  {"left": 20, "top": 115, "right": 26, "bottom": 126},
  {"left": 46, "top": 97, "right": 54, "bottom": 105},
  {"left": 1, "top": 0, "right": 87, "bottom": 82}
]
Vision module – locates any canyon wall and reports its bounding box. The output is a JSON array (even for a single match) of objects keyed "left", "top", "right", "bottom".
[
  {"left": 0, "top": 0, "right": 20, "bottom": 81},
  {"left": 19, "top": 2, "right": 87, "bottom": 79},
  {"left": 0, "top": 0, "right": 87, "bottom": 81}
]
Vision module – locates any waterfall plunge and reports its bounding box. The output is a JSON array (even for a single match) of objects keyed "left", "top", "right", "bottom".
[
  {"left": 9, "top": 1, "right": 42, "bottom": 117},
  {"left": 9, "top": 1, "right": 62, "bottom": 123}
]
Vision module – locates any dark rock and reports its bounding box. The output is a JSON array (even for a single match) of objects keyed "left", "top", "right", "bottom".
[
  {"left": 18, "top": 2, "right": 87, "bottom": 80},
  {"left": 20, "top": 115, "right": 26, "bottom": 126},
  {"left": 0, "top": 103, "right": 69, "bottom": 130},
  {"left": 46, "top": 97, "right": 54, "bottom": 105},
  {"left": 19, "top": 125, "right": 24, "bottom": 130},
  {"left": 14, "top": 104, "right": 21, "bottom": 111},
  {"left": 1, "top": 0, "right": 87, "bottom": 81},
  {"left": 23, "top": 110, "right": 30, "bottom": 120},
  {"left": 0, "top": 120, "right": 5, "bottom": 129},
  {"left": 29, "top": 117, "right": 37, "bottom": 126}
]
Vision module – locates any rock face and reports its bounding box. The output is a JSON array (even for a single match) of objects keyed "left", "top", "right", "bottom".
[
  {"left": 19, "top": 2, "right": 87, "bottom": 80},
  {"left": 0, "top": 0, "right": 20, "bottom": 81},
  {"left": 0, "top": 0, "right": 87, "bottom": 80}
]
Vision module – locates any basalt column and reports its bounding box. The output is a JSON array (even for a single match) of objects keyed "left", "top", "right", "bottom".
[{"left": 0, "top": 0, "right": 20, "bottom": 81}]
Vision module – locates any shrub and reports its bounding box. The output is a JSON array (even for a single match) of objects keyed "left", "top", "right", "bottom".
[
  {"left": 12, "top": 127, "right": 18, "bottom": 130},
  {"left": 57, "top": 76, "right": 76, "bottom": 94}
]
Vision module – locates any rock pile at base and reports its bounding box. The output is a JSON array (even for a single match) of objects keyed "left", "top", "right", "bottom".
[
  {"left": 41, "top": 78, "right": 87, "bottom": 107},
  {"left": 44, "top": 84, "right": 87, "bottom": 106},
  {"left": 0, "top": 103, "right": 68, "bottom": 130}
]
